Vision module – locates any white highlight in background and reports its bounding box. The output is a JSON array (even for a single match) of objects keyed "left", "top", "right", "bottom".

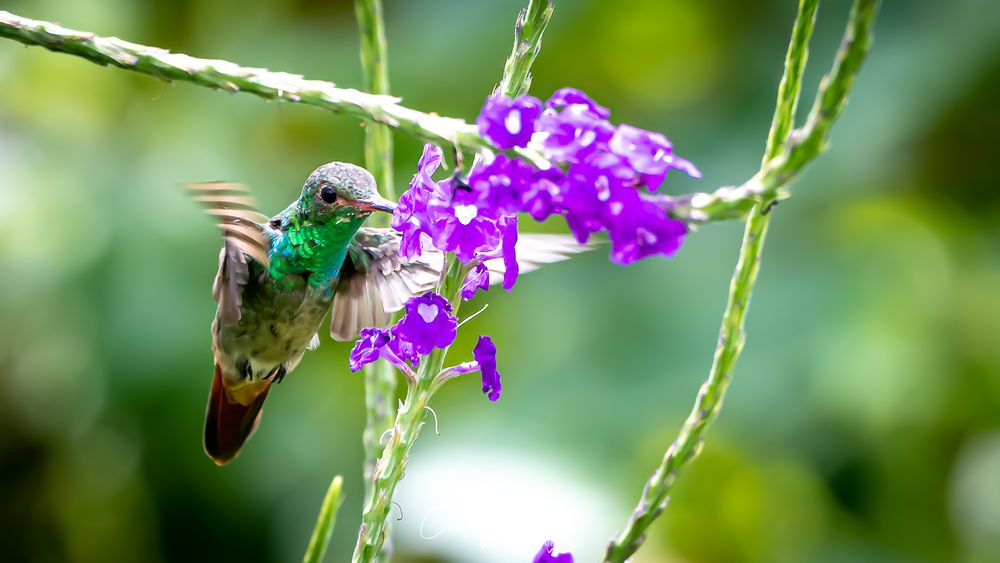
[{"left": 394, "top": 443, "right": 625, "bottom": 562}]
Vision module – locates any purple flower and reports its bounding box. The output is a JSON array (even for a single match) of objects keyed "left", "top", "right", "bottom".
[
  {"left": 557, "top": 174, "right": 605, "bottom": 244},
  {"left": 518, "top": 167, "right": 563, "bottom": 222},
  {"left": 609, "top": 124, "right": 701, "bottom": 190},
  {"left": 351, "top": 293, "right": 509, "bottom": 378},
  {"left": 499, "top": 214, "right": 519, "bottom": 291},
  {"left": 604, "top": 188, "right": 687, "bottom": 264},
  {"left": 349, "top": 327, "right": 391, "bottom": 372},
  {"left": 386, "top": 328, "right": 421, "bottom": 367},
  {"left": 394, "top": 192, "right": 433, "bottom": 260},
  {"left": 546, "top": 87, "right": 610, "bottom": 119},
  {"left": 536, "top": 104, "right": 615, "bottom": 163},
  {"left": 465, "top": 154, "right": 536, "bottom": 216},
  {"left": 473, "top": 336, "right": 502, "bottom": 402},
  {"left": 417, "top": 142, "right": 443, "bottom": 171},
  {"left": 557, "top": 152, "right": 636, "bottom": 243},
  {"left": 431, "top": 204, "right": 502, "bottom": 262},
  {"left": 391, "top": 146, "right": 524, "bottom": 273},
  {"left": 533, "top": 541, "right": 573, "bottom": 563},
  {"left": 392, "top": 144, "right": 445, "bottom": 260},
  {"left": 461, "top": 262, "right": 490, "bottom": 300},
  {"left": 394, "top": 292, "right": 458, "bottom": 354},
  {"left": 477, "top": 95, "right": 543, "bottom": 150}
]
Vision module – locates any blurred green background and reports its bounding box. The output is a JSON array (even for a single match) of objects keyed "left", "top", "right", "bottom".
[{"left": 2, "top": 0, "right": 999, "bottom": 561}]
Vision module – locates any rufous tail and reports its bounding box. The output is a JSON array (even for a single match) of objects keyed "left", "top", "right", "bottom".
[{"left": 203, "top": 364, "right": 270, "bottom": 465}]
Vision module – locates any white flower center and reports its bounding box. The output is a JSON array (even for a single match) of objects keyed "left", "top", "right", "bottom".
[
  {"left": 638, "top": 227, "right": 658, "bottom": 245},
  {"left": 417, "top": 303, "right": 439, "bottom": 323},
  {"left": 505, "top": 109, "right": 522, "bottom": 134},
  {"left": 454, "top": 204, "right": 479, "bottom": 226},
  {"left": 609, "top": 201, "right": 624, "bottom": 215},
  {"left": 596, "top": 177, "right": 611, "bottom": 201}
]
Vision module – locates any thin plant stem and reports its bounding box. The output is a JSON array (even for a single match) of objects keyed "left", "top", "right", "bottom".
[
  {"left": 354, "top": 3, "right": 400, "bottom": 560},
  {"left": 350, "top": 3, "right": 554, "bottom": 560},
  {"left": 302, "top": 475, "right": 345, "bottom": 563},
  {"left": 605, "top": 0, "right": 880, "bottom": 560},
  {"left": 670, "top": 0, "right": 879, "bottom": 223},
  {"left": 355, "top": 0, "right": 395, "bottom": 210},
  {"left": 352, "top": 258, "right": 467, "bottom": 563},
  {"left": 763, "top": 0, "right": 819, "bottom": 163},
  {"left": 351, "top": 0, "right": 400, "bottom": 525},
  {"left": 497, "top": 0, "right": 553, "bottom": 98}
]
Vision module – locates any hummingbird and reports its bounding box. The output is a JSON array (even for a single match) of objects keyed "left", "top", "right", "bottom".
[{"left": 188, "top": 162, "right": 583, "bottom": 465}]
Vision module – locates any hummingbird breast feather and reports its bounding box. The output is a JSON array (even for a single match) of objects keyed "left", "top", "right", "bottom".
[{"left": 212, "top": 269, "right": 334, "bottom": 402}]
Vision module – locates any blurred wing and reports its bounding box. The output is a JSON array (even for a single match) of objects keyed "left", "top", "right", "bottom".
[
  {"left": 329, "top": 228, "right": 589, "bottom": 341},
  {"left": 330, "top": 228, "right": 442, "bottom": 341},
  {"left": 483, "top": 234, "right": 589, "bottom": 285},
  {"left": 185, "top": 182, "right": 272, "bottom": 325}
]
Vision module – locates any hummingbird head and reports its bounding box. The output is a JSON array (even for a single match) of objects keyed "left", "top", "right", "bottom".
[{"left": 298, "top": 162, "right": 395, "bottom": 222}]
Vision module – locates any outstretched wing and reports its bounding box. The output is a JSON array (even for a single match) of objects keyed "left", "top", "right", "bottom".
[
  {"left": 185, "top": 182, "right": 272, "bottom": 325},
  {"left": 329, "top": 228, "right": 589, "bottom": 341},
  {"left": 330, "top": 228, "right": 442, "bottom": 341},
  {"left": 481, "top": 234, "right": 588, "bottom": 285}
]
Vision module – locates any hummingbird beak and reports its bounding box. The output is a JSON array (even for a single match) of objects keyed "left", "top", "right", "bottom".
[{"left": 358, "top": 194, "right": 396, "bottom": 214}]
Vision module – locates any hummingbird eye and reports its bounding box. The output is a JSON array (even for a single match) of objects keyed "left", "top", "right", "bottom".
[{"left": 320, "top": 185, "right": 338, "bottom": 204}]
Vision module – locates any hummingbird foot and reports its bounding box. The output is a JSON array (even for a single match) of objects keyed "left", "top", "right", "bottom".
[{"left": 264, "top": 366, "right": 287, "bottom": 384}]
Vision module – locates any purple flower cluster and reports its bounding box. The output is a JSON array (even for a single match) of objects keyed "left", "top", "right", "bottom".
[
  {"left": 391, "top": 144, "right": 521, "bottom": 296},
  {"left": 474, "top": 87, "right": 700, "bottom": 265},
  {"left": 392, "top": 88, "right": 699, "bottom": 274},
  {"left": 349, "top": 292, "right": 502, "bottom": 402},
  {"left": 533, "top": 541, "right": 573, "bottom": 563},
  {"left": 349, "top": 292, "right": 456, "bottom": 372}
]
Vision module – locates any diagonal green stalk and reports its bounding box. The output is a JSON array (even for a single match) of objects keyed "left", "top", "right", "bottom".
[
  {"left": 0, "top": 10, "right": 492, "bottom": 153},
  {"left": 350, "top": 3, "right": 553, "bottom": 561},
  {"left": 605, "top": 0, "right": 880, "bottom": 560},
  {"left": 354, "top": 2, "right": 398, "bottom": 561},
  {"left": 762, "top": 0, "right": 819, "bottom": 163},
  {"left": 0, "top": 8, "right": 854, "bottom": 227},
  {"left": 302, "top": 475, "right": 345, "bottom": 563},
  {"left": 671, "top": 0, "right": 879, "bottom": 224}
]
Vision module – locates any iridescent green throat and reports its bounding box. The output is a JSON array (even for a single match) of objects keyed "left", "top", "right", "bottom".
[{"left": 268, "top": 204, "right": 367, "bottom": 285}]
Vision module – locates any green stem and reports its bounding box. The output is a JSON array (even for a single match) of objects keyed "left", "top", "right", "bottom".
[
  {"left": 780, "top": 0, "right": 881, "bottom": 177},
  {"left": 0, "top": 9, "right": 492, "bottom": 154},
  {"left": 497, "top": 0, "right": 553, "bottom": 98},
  {"left": 667, "top": 0, "right": 879, "bottom": 224},
  {"left": 350, "top": 4, "right": 553, "bottom": 556},
  {"left": 302, "top": 475, "right": 345, "bottom": 563},
  {"left": 605, "top": 0, "right": 886, "bottom": 560},
  {"left": 763, "top": 0, "right": 819, "bottom": 163},
  {"left": 360, "top": 361, "right": 394, "bottom": 490},
  {"left": 355, "top": 0, "right": 395, "bottom": 210},
  {"left": 352, "top": 381, "right": 432, "bottom": 563},
  {"left": 353, "top": 2, "right": 397, "bottom": 560},
  {"left": 351, "top": 259, "right": 467, "bottom": 563}
]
